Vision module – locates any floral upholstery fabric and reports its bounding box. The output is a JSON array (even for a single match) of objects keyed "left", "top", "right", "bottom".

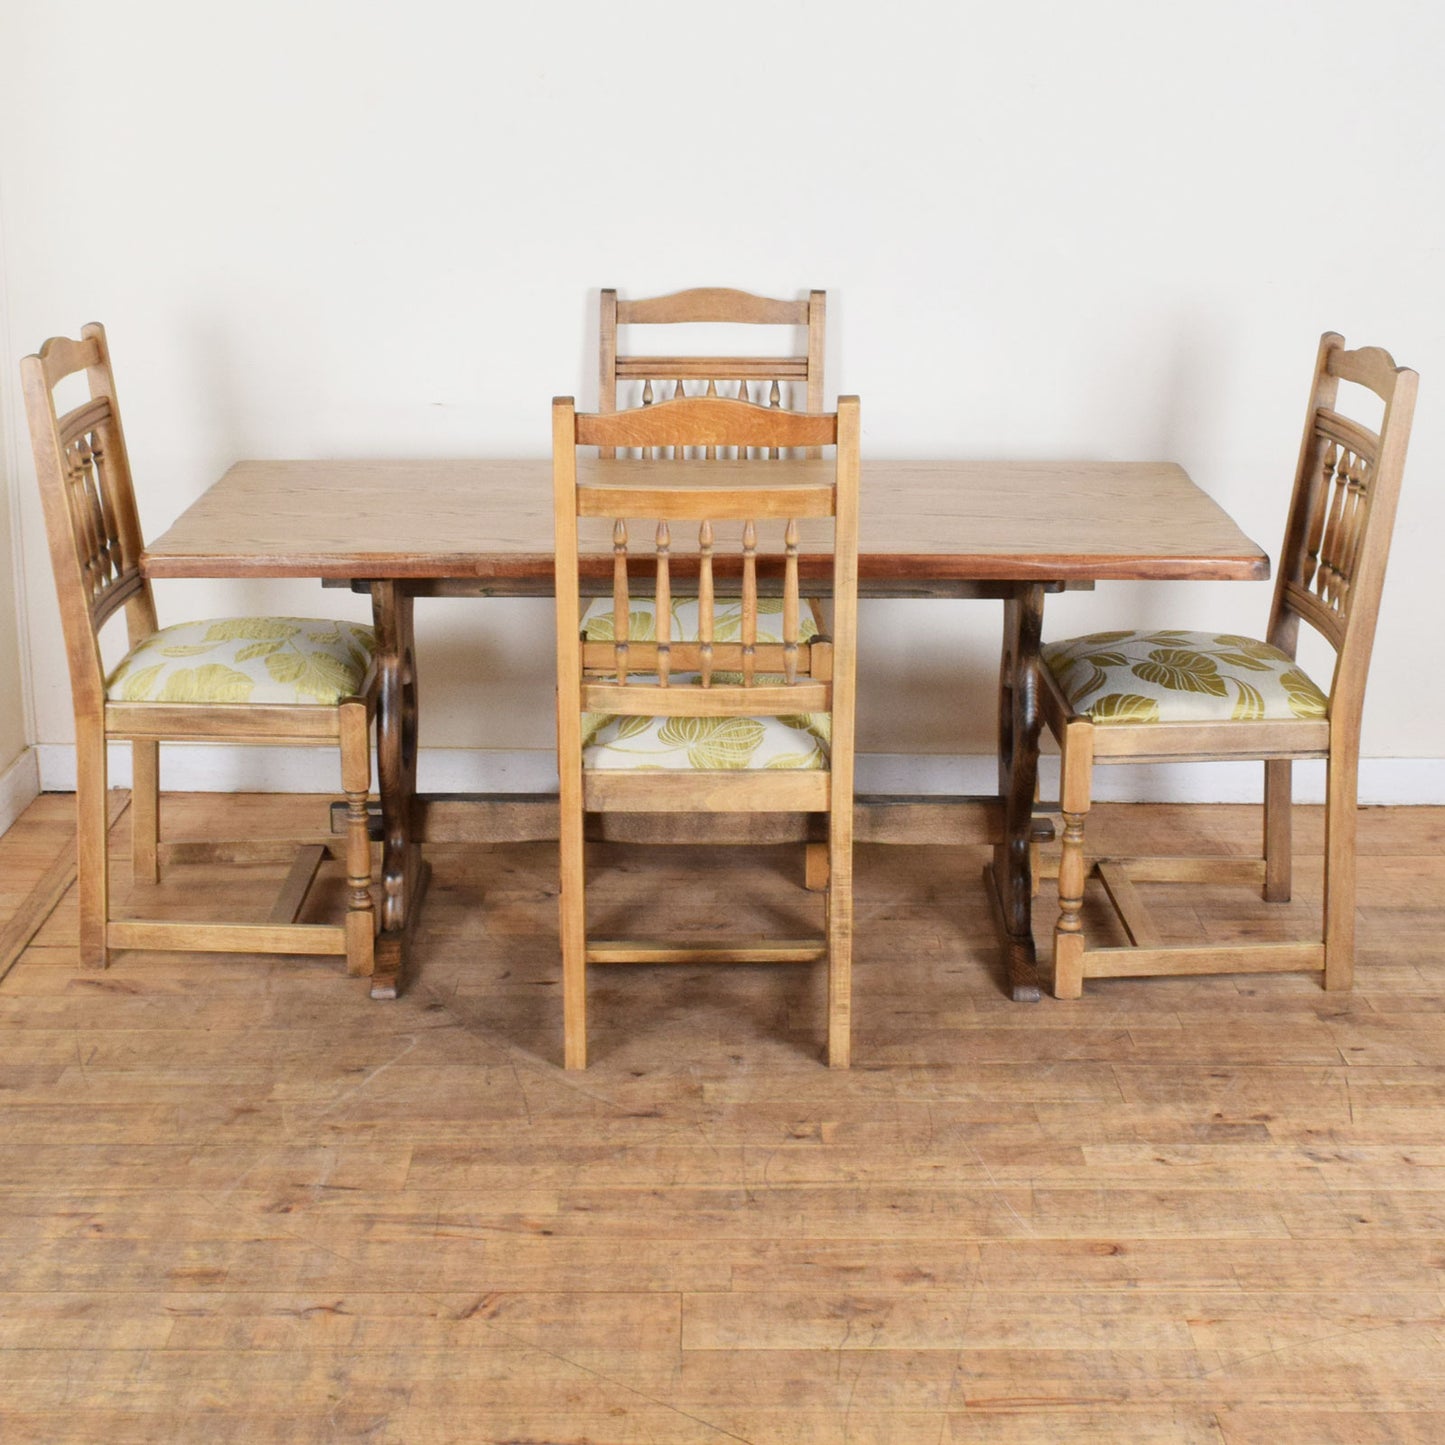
[
  {"left": 1042, "top": 630, "right": 1329, "bottom": 725},
  {"left": 580, "top": 599, "right": 828, "bottom": 771},
  {"left": 581, "top": 596, "right": 819, "bottom": 644},
  {"left": 106, "top": 618, "right": 376, "bottom": 705},
  {"left": 582, "top": 707, "right": 829, "bottom": 771}
]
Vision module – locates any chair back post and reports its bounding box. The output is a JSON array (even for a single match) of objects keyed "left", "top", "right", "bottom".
[
  {"left": 597, "top": 290, "right": 619, "bottom": 438},
  {"left": 804, "top": 290, "right": 827, "bottom": 417},
  {"left": 1328, "top": 352, "right": 1417, "bottom": 729},
  {"left": 552, "top": 396, "right": 585, "bottom": 768},
  {"left": 1266, "top": 332, "right": 1418, "bottom": 732},
  {"left": 20, "top": 323, "right": 159, "bottom": 716},
  {"left": 1266, "top": 332, "right": 1344, "bottom": 662},
  {"left": 829, "top": 395, "right": 861, "bottom": 794}
]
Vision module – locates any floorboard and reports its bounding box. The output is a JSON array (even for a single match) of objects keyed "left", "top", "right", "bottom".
[{"left": 0, "top": 791, "right": 1442, "bottom": 1442}]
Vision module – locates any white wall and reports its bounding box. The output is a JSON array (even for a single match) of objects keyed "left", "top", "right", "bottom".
[
  {"left": 0, "top": 470, "right": 27, "bottom": 771},
  {"left": 2, "top": 0, "right": 1441, "bottom": 800},
  {"left": 0, "top": 443, "right": 36, "bottom": 824},
  {"left": 0, "top": 248, "right": 39, "bottom": 827}
]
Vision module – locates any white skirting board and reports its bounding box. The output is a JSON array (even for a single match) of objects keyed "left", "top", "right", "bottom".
[
  {"left": 29, "top": 743, "right": 1445, "bottom": 806},
  {"left": 0, "top": 747, "right": 42, "bottom": 835}
]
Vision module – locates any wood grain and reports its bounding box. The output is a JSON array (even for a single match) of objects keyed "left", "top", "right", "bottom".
[
  {"left": 21, "top": 324, "right": 379, "bottom": 980},
  {"left": 553, "top": 395, "right": 859, "bottom": 1069},
  {"left": 141, "top": 457, "right": 1270, "bottom": 585},
  {"left": 599, "top": 287, "right": 826, "bottom": 459},
  {"left": 0, "top": 792, "right": 128, "bottom": 982},
  {"left": 1, "top": 791, "right": 1443, "bottom": 1441},
  {"left": 1042, "top": 334, "right": 1418, "bottom": 998}
]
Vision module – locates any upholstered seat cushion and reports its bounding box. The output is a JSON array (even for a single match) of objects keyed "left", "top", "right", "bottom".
[
  {"left": 1042, "top": 629, "right": 1328, "bottom": 724},
  {"left": 580, "top": 602, "right": 828, "bottom": 770},
  {"left": 582, "top": 706, "right": 829, "bottom": 771},
  {"left": 581, "top": 596, "right": 819, "bottom": 644},
  {"left": 106, "top": 618, "right": 375, "bottom": 705}
]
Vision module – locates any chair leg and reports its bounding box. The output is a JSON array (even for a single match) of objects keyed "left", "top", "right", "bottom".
[
  {"left": 131, "top": 740, "right": 159, "bottom": 885},
  {"left": 75, "top": 724, "right": 110, "bottom": 969},
  {"left": 560, "top": 801, "right": 588, "bottom": 1070},
  {"left": 804, "top": 841, "right": 829, "bottom": 893},
  {"left": 1051, "top": 721, "right": 1094, "bottom": 1000},
  {"left": 1053, "top": 811, "right": 1088, "bottom": 999},
  {"left": 1323, "top": 745, "right": 1359, "bottom": 991},
  {"left": 340, "top": 702, "right": 376, "bottom": 978},
  {"left": 1263, "top": 758, "right": 1292, "bottom": 902},
  {"left": 825, "top": 815, "right": 853, "bottom": 1070}
]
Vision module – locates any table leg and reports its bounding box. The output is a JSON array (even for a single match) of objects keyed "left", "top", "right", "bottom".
[
  {"left": 369, "top": 581, "right": 428, "bottom": 999},
  {"left": 986, "top": 584, "right": 1044, "bottom": 1001}
]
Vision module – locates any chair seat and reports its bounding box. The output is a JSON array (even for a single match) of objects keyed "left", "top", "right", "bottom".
[
  {"left": 106, "top": 618, "right": 376, "bottom": 705},
  {"left": 1042, "top": 629, "right": 1328, "bottom": 724},
  {"left": 582, "top": 596, "right": 818, "bottom": 643},
  {"left": 583, "top": 706, "right": 829, "bottom": 771}
]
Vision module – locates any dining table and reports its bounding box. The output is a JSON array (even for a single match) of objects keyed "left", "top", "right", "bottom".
[{"left": 141, "top": 456, "right": 1269, "bottom": 1003}]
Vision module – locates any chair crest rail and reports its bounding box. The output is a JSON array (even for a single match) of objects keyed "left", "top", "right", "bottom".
[
  {"left": 576, "top": 394, "right": 837, "bottom": 451},
  {"left": 615, "top": 288, "right": 812, "bottom": 326}
]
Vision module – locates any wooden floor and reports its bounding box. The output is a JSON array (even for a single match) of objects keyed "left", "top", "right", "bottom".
[{"left": 1, "top": 791, "right": 1444, "bottom": 1443}]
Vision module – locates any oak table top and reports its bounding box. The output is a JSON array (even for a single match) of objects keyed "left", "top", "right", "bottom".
[{"left": 142, "top": 458, "right": 1270, "bottom": 585}]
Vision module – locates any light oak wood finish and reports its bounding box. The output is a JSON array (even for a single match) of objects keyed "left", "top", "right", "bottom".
[
  {"left": 600, "top": 289, "right": 831, "bottom": 896},
  {"left": 0, "top": 793, "right": 128, "bottom": 984},
  {"left": 1043, "top": 335, "right": 1419, "bottom": 998},
  {"left": 599, "top": 286, "right": 826, "bottom": 459},
  {"left": 554, "top": 394, "right": 860, "bottom": 1069},
  {"left": 357, "top": 792, "right": 1037, "bottom": 845},
  {"left": 20, "top": 325, "right": 379, "bottom": 980},
  {"left": 143, "top": 453, "right": 1266, "bottom": 999},
  {"left": 2, "top": 789, "right": 1445, "bottom": 1441},
  {"left": 143, "top": 457, "right": 1266, "bottom": 587}
]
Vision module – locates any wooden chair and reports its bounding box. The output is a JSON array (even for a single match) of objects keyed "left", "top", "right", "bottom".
[
  {"left": 21, "top": 324, "right": 379, "bottom": 978},
  {"left": 596, "top": 289, "right": 832, "bottom": 885},
  {"left": 595, "top": 287, "right": 828, "bottom": 621},
  {"left": 1040, "top": 334, "right": 1418, "bottom": 997},
  {"left": 598, "top": 286, "right": 826, "bottom": 454},
  {"left": 553, "top": 392, "right": 859, "bottom": 1069}
]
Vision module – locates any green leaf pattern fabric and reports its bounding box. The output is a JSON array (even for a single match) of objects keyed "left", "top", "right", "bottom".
[
  {"left": 106, "top": 618, "right": 375, "bottom": 705},
  {"left": 582, "top": 596, "right": 820, "bottom": 645},
  {"left": 582, "top": 689, "right": 830, "bottom": 772},
  {"left": 1042, "top": 629, "right": 1328, "bottom": 725},
  {"left": 579, "top": 600, "right": 829, "bottom": 772}
]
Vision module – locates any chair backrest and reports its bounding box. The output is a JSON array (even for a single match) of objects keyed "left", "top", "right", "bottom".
[
  {"left": 553, "top": 393, "right": 859, "bottom": 751},
  {"left": 1267, "top": 333, "right": 1418, "bottom": 722},
  {"left": 598, "top": 287, "right": 826, "bottom": 459},
  {"left": 21, "top": 323, "right": 158, "bottom": 714}
]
